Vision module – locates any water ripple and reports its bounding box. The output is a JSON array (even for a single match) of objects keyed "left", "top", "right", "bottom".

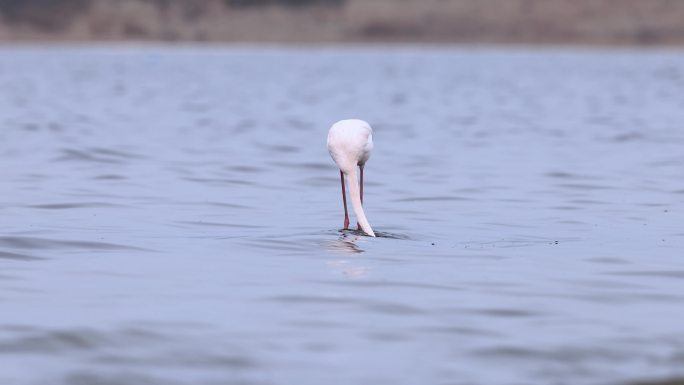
[
  {"left": 0, "top": 237, "right": 150, "bottom": 252},
  {"left": 607, "top": 270, "right": 684, "bottom": 280},
  {"left": 0, "top": 251, "right": 46, "bottom": 261},
  {"left": 25, "top": 202, "right": 123, "bottom": 210},
  {"left": 55, "top": 147, "right": 142, "bottom": 164}
]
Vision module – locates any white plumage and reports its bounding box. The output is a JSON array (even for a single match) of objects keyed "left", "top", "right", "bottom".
[{"left": 327, "top": 119, "right": 375, "bottom": 237}]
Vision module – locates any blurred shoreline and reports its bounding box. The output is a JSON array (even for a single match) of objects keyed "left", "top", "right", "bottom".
[
  {"left": 2, "top": 42, "right": 684, "bottom": 52},
  {"left": 1, "top": 0, "right": 684, "bottom": 46}
]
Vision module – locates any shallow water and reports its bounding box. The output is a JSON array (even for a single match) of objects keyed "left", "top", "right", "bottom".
[{"left": 1, "top": 46, "right": 684, "bottom": 385}]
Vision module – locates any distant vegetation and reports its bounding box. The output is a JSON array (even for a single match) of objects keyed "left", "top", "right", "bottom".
[
  {"left": 0, "top": 0, "right": 87, "bottom": 31},
  {"left": 225, "top": 0, "right": 344, "bottom": 7},
  {"left": 0, "top": 0, "right": 344, "bottom": 33},
  {"left": 1, "top": 0, "right": 683, "bottom": 45}
]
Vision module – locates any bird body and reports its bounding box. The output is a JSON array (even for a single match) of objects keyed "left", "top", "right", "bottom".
[
  {"left": 327, "top": 119, "right": 375, "bottom": 237},
  {"left": 327, "top": 119, "right": 373, "bottom": 173}
]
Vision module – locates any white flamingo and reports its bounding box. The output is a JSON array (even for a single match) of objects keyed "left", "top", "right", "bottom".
[{"left": 327, "top": 119, "right": 375, "bottom": 237}]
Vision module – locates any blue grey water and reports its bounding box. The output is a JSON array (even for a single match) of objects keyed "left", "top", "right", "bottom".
[{"left": 1, "top": 46, "right": 683, "bottom": 385}]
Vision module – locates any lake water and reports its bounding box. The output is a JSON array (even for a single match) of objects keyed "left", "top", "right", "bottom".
[{"left": 1, "top": 46, "right": 683, "bottom": 385}]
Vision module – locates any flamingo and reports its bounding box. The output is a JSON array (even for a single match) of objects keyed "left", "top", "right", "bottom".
[{"left": 327, "top": 119, "right": 376, "bottom": 237}]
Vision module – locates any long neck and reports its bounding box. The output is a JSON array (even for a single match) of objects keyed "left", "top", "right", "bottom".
[{"left": 345, "top": 167, "right": 375, "bottom": 237}]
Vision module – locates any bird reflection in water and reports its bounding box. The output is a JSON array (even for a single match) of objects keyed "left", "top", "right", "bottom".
[
  {"left": 329, "top": 230, "right": 365, "bottom": 254},
  {"left": 326, "top": 230, "right": 369, "bottom": 278}
]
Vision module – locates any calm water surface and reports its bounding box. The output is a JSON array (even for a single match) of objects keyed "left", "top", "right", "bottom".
[{"left": 1, "top": 46, "right": 683, "bottom": 385}]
